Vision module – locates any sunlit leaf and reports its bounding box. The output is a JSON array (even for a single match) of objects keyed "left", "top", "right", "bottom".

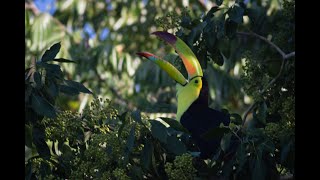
[
  {"left": 160, "top": 117, "right": 189, "bottom": 133},
  {"left": 30, "top": 13, "right": 65, "bottom": 53}
]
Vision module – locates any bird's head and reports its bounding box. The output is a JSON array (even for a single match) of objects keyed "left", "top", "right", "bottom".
[{"left": 137, "top": 31, "right": 205, "bottom": 121}]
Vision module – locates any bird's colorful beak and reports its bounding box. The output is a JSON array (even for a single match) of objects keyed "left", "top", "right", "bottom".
[
  {"left": 136, "top": 52, "right": 188, "bottom": 85},
  {"left": 137, "top": 31, "right": 203, "bottom": 85},
  {"left": 152, "top": 31, "right": 203, "bottom": 80}
]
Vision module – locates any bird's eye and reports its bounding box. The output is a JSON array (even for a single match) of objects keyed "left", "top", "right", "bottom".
[{"left": 195, "top": 80, "right": 198, "bottom": 84}]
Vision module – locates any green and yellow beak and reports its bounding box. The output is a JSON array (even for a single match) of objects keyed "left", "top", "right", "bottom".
[{"left": 137, "top": 31, "right": 203, "bottom": 85}]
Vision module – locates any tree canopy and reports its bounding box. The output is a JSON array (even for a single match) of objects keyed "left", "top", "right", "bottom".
[{"left": 25, "top": 0, "right": 295, "bottom": 179}]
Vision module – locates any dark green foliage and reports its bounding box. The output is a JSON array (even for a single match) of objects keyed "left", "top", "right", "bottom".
[
  {"left": 25, "top": 43, "right": 93, "bottom": 179},
  {"left": 25, "top": 0, "right": 294, "bottom": 179}
]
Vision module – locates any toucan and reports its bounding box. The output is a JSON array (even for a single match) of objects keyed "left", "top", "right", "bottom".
[{"left": 137, "top": 31, "right": 230, "bottom": 158}]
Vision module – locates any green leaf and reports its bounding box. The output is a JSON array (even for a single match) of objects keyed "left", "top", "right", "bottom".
[
  {"left": 230, "top": 113, "right": 242, "bottom": 125},
  {"left": 216, "top": 20, "right": 225, "bottom": 40},
  {"left": 38, "top": 63, "right": 63, "bottom": 80},
  {"left": 30, "top": 13, "right": 64, "bottom": 53},
  {"left": 221, "top": 133, "right": 232, "bottom": 152},
  {"left": 204, "top": 25, "right": 217, "bottom": 54},
  {"left": 216, "top": 0, "right": 223, "bottom": 6},
  {"left": 141, "top": 141, "right": 153, "bottom": 170},
  {"left": 41, "top": 42, "right": 61, "bottom": 62},
  {"left": 150, "top": 120, "right": 168, "bottom": 144},
  {"left": 52, "top": 58, "right": 76, "bottom": 63},
  {"left": 47, "top": 81, "right": 59, "bottom": 100},
  {"left": 131, "top": 110, "right": 142, "bottom": 124},
  {"left": 59, "top": 85, "right": 79, "bottom": 96},
  {"left": 201, "top": 127, "right": 230, "bottom": 141},
  {"left": 165, "top": 135, "right": 187, "bottom": 155},
  {"left": 203, "top": 6, "right": 220, "bottom": 22},
  {"left": 32, "top": 126, "right": 51, "bottom": 159},
  {"left": 187, "top": 21, "right": 207, "bottom": 47},
  {"left": 160, "top": 117, "right": 189, "bottom": 133},
  {"left": 65, "top": 80, "right": 92, "bottom": 94},
  {"left": 228, "top": 3, "right": 244, "bottom": 24},
  {"left": 225, "top": 18, "right": 238, "bottom": 38},
  {"left": 31, "top": 94, "right": 56, "bottom": 118}
]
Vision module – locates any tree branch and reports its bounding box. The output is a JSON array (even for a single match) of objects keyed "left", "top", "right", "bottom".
[
  {"left": 237, "top": 32, "right": 295, "bottom": 60},
  {"left": 239, "top": 31, "right": 295, "bottom": 124}
]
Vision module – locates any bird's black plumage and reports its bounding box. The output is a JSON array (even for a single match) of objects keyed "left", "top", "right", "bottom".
[{"left": 180, "top": 77, "right": 230, "bottom": 158}]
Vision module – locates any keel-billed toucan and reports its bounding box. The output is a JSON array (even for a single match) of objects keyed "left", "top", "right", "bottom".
[{"left": 137, "top": 31, "right": 230, "bottom": 158}]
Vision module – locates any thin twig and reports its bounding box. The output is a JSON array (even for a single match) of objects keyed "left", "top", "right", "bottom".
[
  {"left": 231, "top": 130, "right": 242, "bottom": 143},
  {"left": 238, "top": 31, "right": 295, "bottom": 124}
]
